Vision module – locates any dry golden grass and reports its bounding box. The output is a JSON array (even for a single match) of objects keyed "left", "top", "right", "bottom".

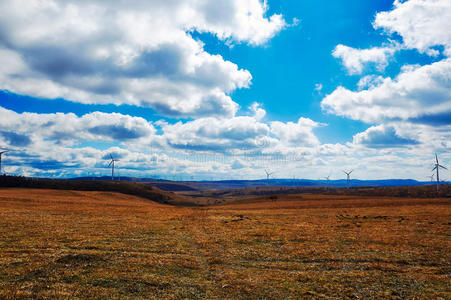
[{"left": 0, "top": 188, "right": 450, "bottom": 299}]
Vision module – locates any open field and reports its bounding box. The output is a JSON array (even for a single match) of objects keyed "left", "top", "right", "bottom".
[{"left": 0, "top": 188, "right": 450, "bottom": 299}]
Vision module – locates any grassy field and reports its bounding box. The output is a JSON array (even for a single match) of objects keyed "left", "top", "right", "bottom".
[{"left": 0, "top": 188, "right": 450, "bottom": 299}]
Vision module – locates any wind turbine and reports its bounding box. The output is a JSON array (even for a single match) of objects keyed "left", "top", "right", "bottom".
[
  {"left": 264, "top": 168, "right": 274, "bottom": 180},
  {"left": 108, "top": 154, "right": 119, "bottom": 181},
  {"left": 426, "top": 174, "right": 434, "bottom": 182},
  {"left": 432, "top": 153, "right": 447, "bottom": 191},
  {"left": 0, "top": 150, "right": 9, "bottom": 174},
  {"left": 343, "top": 170, "right": 353, "bottom": 188},
  {"left": 324, "top": 175, "right": 331, "bottom": 187}
]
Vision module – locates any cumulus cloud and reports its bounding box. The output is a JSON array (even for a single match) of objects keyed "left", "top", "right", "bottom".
[
  {"left": 387, "top": 122, "right": 451, "bottom": 150},
  {"left": 322, "top": 0, "right": 451, "bottom": 163},
  {"left": 332, "top": 44, "right": 396, "bottom": 75},
  {"left": 357, "top": 75, "right": 385, "bottom": 90},
  {"left": 322, "top": 57, "right": 451, "bottom": 124},
  {"left": 0, "top": 131, "right": 32, "bottom": 147},
  {"left": 374, "top": 0, "right": 451, "bottom": 55},
  {"left": 161, "top": 116, "right": 270, "bottom": 151},
  {"left": 249, "top": 102, "right": 266, "bottom": 121},
  {"left": 0, "top": 107, "right": 156, "bottom": 147},
  {"left": 231, "top": 159, "right": 247, "bottom": 170},
  {"left": 0, "top": 100, "right": 326, "bottom": 177},
  {"left": 270, "top": 117, "right": 322, "bottom": 147},
  {"left": 193, "top": 0, "right": 286, "bottom": 45},
  {"left": 1, "top": 102, "right": 447, "bottom": 180},
  {"left": 353, "top": 125, "right": 419, "bottom": 148},
  {"left": 0, "top": 0, "right": 285, "bottom": 118},
  {"left": 324, "top": 0, "right": 451, "bottom": 127},
  {"left": 160, "top": 114, "right": 322, "bottom": 153},
  {"left": 0, "top": 107, "right": 326, "bottom": 179}
]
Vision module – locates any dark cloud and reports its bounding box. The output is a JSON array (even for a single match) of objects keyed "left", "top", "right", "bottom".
[
  {"left": 28, "top": 160, "right": 80, "bottom": 170},
  {"left": 88, "top": 125, "right": 147, "bottom": 140},
  {"left": 24, "top": 46, "right": 95, "bottom": 78},
  {"left": 101, "top": 152, "right": 126, "bottom": 160},
  {"left": 168, "top": 142, "right": 229, "bottom": 152},
  {"left": 356, "top": 126, "right": 419, "bottom": 149},
  {"left": 409, "top": 111, "right": 451, "bottom": 126},
  {"left": 0, "top": 131, "right": 31, "bottom": 147},
  {"left": 125, "top": 44, "right": 184, "bottom": 78}
]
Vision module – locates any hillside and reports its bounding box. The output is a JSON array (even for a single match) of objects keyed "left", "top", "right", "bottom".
[
  {"left": 0, "top": 175, "right": 193, "bottom": 206},
  {"left": 71, "top": 176, "right": 444, "bottom": 191}
]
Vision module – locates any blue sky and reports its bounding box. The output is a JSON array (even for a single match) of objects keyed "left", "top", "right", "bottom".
[{"left": 0, "top": 0, "right": 449, "bottom": 180}]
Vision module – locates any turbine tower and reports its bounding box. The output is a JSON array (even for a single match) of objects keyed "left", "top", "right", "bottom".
[
  {"left": 432, "top": 153, "right": 447, "bottom": 191},
  {"left": 0, "top": 150, "right": 9, "bottom": 174},
  {"left": 108, "top": 154, "right": 119, "bottom": 181},
  {"left": 324, "top": 175, "right": 331, "bottom": 187},
  {"left": 343, "top": 170, "right": 353, "bottom": 188},
  {"left": 264, "top": 169, "right": 274, "bottom": 180}
]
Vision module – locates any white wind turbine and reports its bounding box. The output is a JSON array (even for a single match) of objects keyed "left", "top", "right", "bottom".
[
  {"left": 324, "top": 174, "right": 331, "bottom": 187},
  {"left": 432, "top": 153, "right": 447, "bottom": 191},
  {"left": 426, "top": 174, "right": 434, "bottom": 182},
  {"left": 343, "top": 170, "right": 353, "bottom": 188},
  {"left": 108, "top": 154, "right": 120, "bottom": 181},
  {"left": 265, "top": 168, "right": 274, "bottom": 180}
]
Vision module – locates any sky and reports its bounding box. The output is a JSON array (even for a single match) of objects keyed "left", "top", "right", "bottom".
[{"left": 0, "top": 0, "right": 450, "bottom": 181}]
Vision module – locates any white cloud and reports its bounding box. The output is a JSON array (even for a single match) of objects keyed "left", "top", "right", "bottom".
[
  {"left": 193, "top": 0, "right": 286, "bottom": 45},
  {"left": 0, "top": 103, "right": 330, "bottom": 178},
  {"left": 249, "top": 102, "right": 266, "bottom": 121},
  {"left": 0, "top": 0, "right": 285, "bottom": 118},
  {"left": 270, "top": 117, "right": 321, "bottom": 147},
  {"left": 357, "top": 75, "right": 385, "bottom": 90},
  {"left": 322, "top": 0, "right": 451, "bottom": 171},
  {"left": 385, "top": 122, "right": 451, "bottom": 151},
  {"left": 314, "top": 83, "right": 323, "bottom": 92},
  {"left": 0, "top": 107, "right": 156, "bottom": 147},
  {"left": 374, "top": 0, "right": 451, "bottom": 55},
  {"left": 1, "top": 109, "right": 448, "bottom": 180},
  {"left": 353, "top": 124, "right": 419, "bottom": 148},
  {"left": 332, "top": 44, "right": 396, "bottom": 75},
  {"left": 322, "top": 57, "right": 451, "bottom": 124},
  {"left": 161, "top": 116, "right": 270, "bottom": 151}
]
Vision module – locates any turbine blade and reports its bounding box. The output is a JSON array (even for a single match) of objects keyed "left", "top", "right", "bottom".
[
  {"left": 108, "top": 161, "right": 113, "bottom": 167},
  {"left": 432, "top": 166, "right": 437, "bottom": 171},
  {"left": 439, "top": 165, "right": 447, "bottom": 170},
  {"left": 110, "top": 153, "right": 113, "bottom": 160},
  {"left": 435, "top": 153, "right": 438, "bottom": 164}
]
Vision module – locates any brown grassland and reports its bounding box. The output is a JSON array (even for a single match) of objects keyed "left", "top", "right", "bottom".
[{"left": 0, "top": 188, "right": 450, "bottom": 299}]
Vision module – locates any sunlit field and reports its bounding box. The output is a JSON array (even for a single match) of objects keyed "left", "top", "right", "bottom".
[{"left": 0, "top": 188, "right": 450, "bottom": 299}]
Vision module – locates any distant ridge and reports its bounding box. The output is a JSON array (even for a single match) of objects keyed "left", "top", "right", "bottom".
[{"left": 69, "top": 176, "right": 443, "bottom": 191}]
